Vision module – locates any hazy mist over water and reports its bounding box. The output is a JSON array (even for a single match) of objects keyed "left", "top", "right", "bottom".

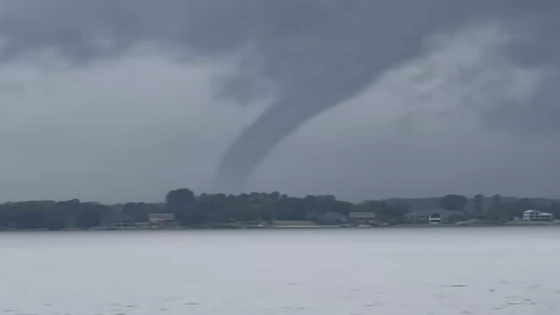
[{"left": 2, "top": 227, "right": 560, "bottom": 315}]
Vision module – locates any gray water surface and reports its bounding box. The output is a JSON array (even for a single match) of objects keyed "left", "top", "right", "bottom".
[{"left": 2, "top": 227, "right": 560, "bottom": 315}]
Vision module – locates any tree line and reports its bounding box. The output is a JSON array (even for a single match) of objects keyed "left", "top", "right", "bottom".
[
  {"left": 0, "top": 199, "right": 111, "bottom": 230},
  {"left": 165, "top": 189, "right": 409, "bottom": 226},
  {"left": 439, "top": 194, "right": 560, "bottom": 221},
  {"left": 0, "top": 190, "right": 558, "bottom": 230},
  {"left": 0, "top": 189, "right": 409, "bottom": 230}
]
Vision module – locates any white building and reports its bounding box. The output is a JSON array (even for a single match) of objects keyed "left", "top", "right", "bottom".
[
  {"left": 523, "top": 210, "right": 554, "bottom": 222},
  {"left": 149, "top": 213, "right": 177, "bottom": 227},
  {"left": 404, "top": 209, "right": 466, "bottom": 224}
]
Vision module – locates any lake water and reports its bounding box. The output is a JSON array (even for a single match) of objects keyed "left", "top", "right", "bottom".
[{"left": 2, "top": 227, "right": 560, "bottom": 315}]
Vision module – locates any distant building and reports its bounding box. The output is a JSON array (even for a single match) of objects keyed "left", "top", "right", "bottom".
[
  {"left": 404, "top": 209, "right": 466, "bottom": 224},
  {"left": 523, "top": 210, "right": 554, "bottom": 222},
  {"left": 348, "top": 212, "right": 376, "bottom": 225},
  {"left": 314, "top": 211, "right": 347, "bottom": 225},
  {"left": 428, "top": 213, "right": 442, "bottom": 224},
  {"left": 149, "top": 213, "right": 177, "bottom": 227},
  {"left": 103, "top": 212, "right": 134, "bottom": 229}
]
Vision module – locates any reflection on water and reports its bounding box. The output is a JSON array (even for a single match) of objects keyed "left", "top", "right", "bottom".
[{"left": 1, "top": 227, "right": 560, "bottom": 315}]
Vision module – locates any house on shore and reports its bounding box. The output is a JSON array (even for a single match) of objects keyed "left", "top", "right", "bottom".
[
  {"left": 149, "top": 213, "right": 177, "bottom": 228},
  {"left": 314, "top": 211, "right": 347, "bottom": 225},
  {"left": 102, "top": 212, "right": 134, "bottom": 229},
  {"left": 404, "top": 209, "right": 466, "bottom": 224},
  {"left": 307, "top": 211, "right": 347, "bottom": 225},
  {"left": 348, "top": 212, "right": 376, "bottom": 226},
  {"left": 523, "top": 210, "right": 554, "bottom": 222}
]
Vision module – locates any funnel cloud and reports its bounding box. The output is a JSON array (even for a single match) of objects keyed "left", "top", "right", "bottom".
[{"left": 0, "top": 0, "right": 559, "bottom": 195}]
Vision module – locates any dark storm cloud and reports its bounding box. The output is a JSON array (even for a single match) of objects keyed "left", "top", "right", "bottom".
[
  {"left": 0, "top": 0, "right": 559, "bottom": 193},
  {"left": 481, "top": 72, "right": 560, "bottom": 136}
]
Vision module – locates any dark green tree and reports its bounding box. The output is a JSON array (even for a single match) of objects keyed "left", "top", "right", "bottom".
[
  {"left": 196, "top": 194, "right": 232, "bottom": 223},
  {"left": 122, "top": 202, "right": 158, "bottom": 222},
  {"left": 75, "top": 203, "right": 111, "bottom": 229},
  {"left": 439, "top": 194, "right": 467, "bottom": 211},
  {"left": 473, "top": 194, "right": 485, "bottom": 217},
  {"left": 0, "top": 205, "right": 15, "bottom": 228},
  {"left": 491, "top": 194, "right": 502, "bottom": 209},
  {"left": 166, "top": 188, "right": 195, "bottom": 207},
  {"left": 165, "top": 188, "right": 198, "bottom": 225},
  {"left": 486, "top": 194, "right": 504, "bottom": 220},
  {"left": 12, "top": 201, "right": 62, "bottom": 230},
  {"left": 15, "top": 209, "right": 45, "bottom": 229},
  {"left": 546, "top": 202, "right": 560, "bottom": 219}
]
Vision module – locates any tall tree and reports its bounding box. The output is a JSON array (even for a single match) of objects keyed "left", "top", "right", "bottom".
[
  {"left": 166, "top": 188, "right": 195, "bottom": 208},
  {"left": 123, "top": 203, "right": 157, "bottom": 222},
  {"left": 439, "top": 194, "right": 467, "bottom": 211},
  {"left": 75, "top": 203, "right": 110, "bottom": 229},
  {"left": 474, "top": 194, "right": 485, "bottom": 217},
  {"left": 165, "top": 188, "right": 197, "bottom": 225},
  {"left": 487, "top": 194, "right": 506, "bottom": 220},
  {"left": 491, "top": 194, "right": 502, "bottom": 209}
]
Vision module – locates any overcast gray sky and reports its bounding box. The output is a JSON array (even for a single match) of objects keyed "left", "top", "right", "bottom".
[{"left": 0, "top": 0, "right": 558, "bottom": 203}]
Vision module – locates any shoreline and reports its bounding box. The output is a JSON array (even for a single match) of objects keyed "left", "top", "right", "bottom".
[{"left": 2, "top": 222, "right": 559, "bottom": 233}]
